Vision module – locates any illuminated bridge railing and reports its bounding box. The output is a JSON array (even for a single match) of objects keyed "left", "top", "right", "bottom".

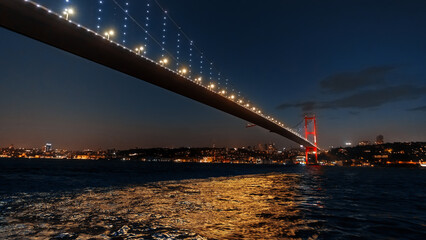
[{"left": 15, "top": 0, "right": 311, "bottom": 145}]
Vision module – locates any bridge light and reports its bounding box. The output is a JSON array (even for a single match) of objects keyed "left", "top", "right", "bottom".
[
  {"left": 135, "top": 46, "right": 144, "bottom": 55},
  {"left": 220, "top": 90, "right": 226, "bottom": 95},
  {"left": 159, "top": 58, "right": 168, "bottom": 65},
  {"left": 238, "top": 99, "right": 243, "bottom": 104},
  {"left": 63, "top": 8, "right": 74, "bottom": 20},
  {"left": 178, "top": 68, "right": 188, "bottom": 75},
  {"left": 230, "top": 95, "right": 235, "bottom": 100},
  {"left": 195, "top": 77, "right": 202, "bottom": 83},
  {"left": 104, "top": 29, "right": 115, "bottom": 40},
  {"left": 208, "top": 83, "right": 215, "bottom": 90}
]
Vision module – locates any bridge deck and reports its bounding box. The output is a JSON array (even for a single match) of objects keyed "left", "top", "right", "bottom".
[{"left": 0, "top": 0, "right": 315, "bottom": 147}]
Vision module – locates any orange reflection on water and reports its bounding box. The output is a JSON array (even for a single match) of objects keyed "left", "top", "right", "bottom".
[{"left": 1, "top": 173, "right": 324, "bottom": 239}]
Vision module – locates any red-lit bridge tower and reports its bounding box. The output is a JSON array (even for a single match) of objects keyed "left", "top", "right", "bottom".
[{"left": 304, "top": 115, "right": 318, "bottom": 164}]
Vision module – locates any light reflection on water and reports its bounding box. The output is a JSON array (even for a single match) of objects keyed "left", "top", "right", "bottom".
[
  {"left": 1, "top": 166, "right": 425, "bottom": 240},
  {"left": 1, "top": 173, "right": 327, "bottom": 239}
]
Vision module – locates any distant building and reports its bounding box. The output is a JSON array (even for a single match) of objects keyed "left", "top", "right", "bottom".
[
  {"left": 255, "top": 143, "right": 277, "bottom": 154},
  {"left": 256, "top": 144, "right": 267, "bottom": 152},
  {"left": 376, "top": 135, "right": 384, "bottom": 144},
  {"left": 267, "top": 143, "right": 277, "bottom": 154},
  {"left": 295, "top": 156, "right": 306, "bottom": 164},
  {"left": 359, "top": 141, "right": 371, "bottom": 146},
  {"left": 44, "top": 143, "right": 52, "bottom": 152}
]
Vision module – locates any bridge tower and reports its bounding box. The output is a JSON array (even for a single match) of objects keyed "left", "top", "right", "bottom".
[{"left": 304, "top": 115, "right": 318, "bottom": 164}]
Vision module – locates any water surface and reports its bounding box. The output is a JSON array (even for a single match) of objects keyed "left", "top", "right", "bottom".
[{"left": 0, "top": 159, "right": 425, "bottom": 239}]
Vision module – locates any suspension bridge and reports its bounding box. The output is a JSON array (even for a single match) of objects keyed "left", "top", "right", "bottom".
[{"left": 0, "top": 0, "right": 318, "bottom": 155}]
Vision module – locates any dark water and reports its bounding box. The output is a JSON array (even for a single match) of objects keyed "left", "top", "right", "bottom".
[{"left": 0, "top": 159, "right": 425, "bottom": 239}]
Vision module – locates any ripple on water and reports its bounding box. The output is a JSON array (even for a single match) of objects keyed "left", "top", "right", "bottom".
[{"left": 0, "top": 169, "right": 425, "bottom": 239}]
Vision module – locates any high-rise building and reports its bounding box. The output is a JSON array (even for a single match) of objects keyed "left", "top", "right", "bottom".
[
  {"left": 376, "top": 135, "right": 384, "bottom": 145},
  {"left": 44, "top": 143, "right": 52, "bottom": 152}
]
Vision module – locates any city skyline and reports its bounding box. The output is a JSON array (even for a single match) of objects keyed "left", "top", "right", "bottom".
[{"left": 1, "top": 0, "right": 425, "bottom": 150}]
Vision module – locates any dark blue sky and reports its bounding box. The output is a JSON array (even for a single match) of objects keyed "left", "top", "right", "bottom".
[{"left": 0, "top": 0, "right": 425, "bottom": 150}]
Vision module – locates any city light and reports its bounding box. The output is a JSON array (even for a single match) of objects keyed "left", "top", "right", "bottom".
[
  {"left": 63, "top": 8, "right": 74, "bottom": 20},
  {"left": 2, "top": 142, "right": 424, "bottom": 167},
  {"left": 104, "top": 29, "right": 115, "bottom": 40}
]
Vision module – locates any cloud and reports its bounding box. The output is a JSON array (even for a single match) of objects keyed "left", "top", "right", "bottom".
[
  {"left": 408, "top": 105, "right": 426, "bottom": 112},
  {"left": 277, "top": 101, "right": 318, "bottom": 111},
  {"left": 320, "top": 65, "right": 397, "bottom": 93},
  {"left": 324, "top": 85, "right": 425, "bottom": 109},
  {"left": 277, "top": 85, "right": 426, "bottom": 111}
]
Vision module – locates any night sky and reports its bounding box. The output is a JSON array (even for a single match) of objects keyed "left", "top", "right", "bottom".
[{"left": 1, "top": 0, "right": 425, "bottom": 150}]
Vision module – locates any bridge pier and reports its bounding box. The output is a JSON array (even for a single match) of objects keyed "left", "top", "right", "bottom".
[{"left": 304, "top": 115, "right": 318, "bottom": 164}]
